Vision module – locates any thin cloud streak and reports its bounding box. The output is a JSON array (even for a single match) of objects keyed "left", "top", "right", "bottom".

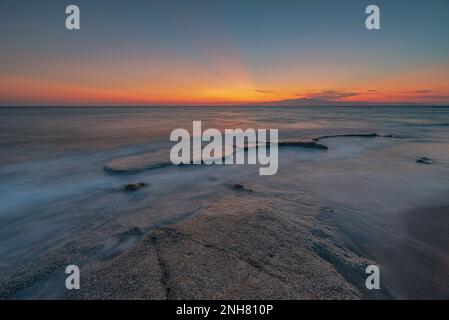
[
  {"left": 254, "top": 89, "right": 276, "bottom": 94},
  {"left": 296, "top": 89, "right": 361, "bottom": 101}
]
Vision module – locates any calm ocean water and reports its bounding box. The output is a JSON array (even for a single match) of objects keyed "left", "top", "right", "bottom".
[{"left": 1, "top": 106, "right": 449, "bottom": 298}]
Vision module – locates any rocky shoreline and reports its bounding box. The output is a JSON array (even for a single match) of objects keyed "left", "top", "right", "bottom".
[
  {"left": 0, "top": 195, "right": 382, "bottom": 300},
  {"left": 61, "top": 197, "right": 375, "bottom": 300}
]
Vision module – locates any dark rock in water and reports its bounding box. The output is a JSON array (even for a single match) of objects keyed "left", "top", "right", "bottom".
[
  {"left": 381, "top": 134, "right": 406, "bottom": 139},
  {"left": 416, "top": 157, "right": 433, "bottom": 165},
  {"left": 278, "top": 141, "right": 328, "bottom": 150},
  {"left": 122, "top": 183, "right": 148, "bottom": 192},
  {"left": 314, "top": 133, "right": 380, "bottom": 141},
  {"left": 241, "top": 140, "right": 328, "bottom": 151},
  {"left": 310, "top": 132, "right": 407, "bottom": 144},
  {"left": 232, "top": 184, "right": 252, "bottom": 192}
]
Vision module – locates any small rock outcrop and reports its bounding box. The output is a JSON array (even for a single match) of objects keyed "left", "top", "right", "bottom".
[
  {"left": 416, "top": 157, "right": 433, "bottom": 165},
  {"left": 122, "top": 183, "right": 148, "bottom": 192},
  {"left": 232, "top": 184, "right": 253, "bottom": 192}
]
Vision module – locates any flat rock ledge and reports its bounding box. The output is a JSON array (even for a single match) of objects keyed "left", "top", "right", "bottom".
[{"left": 66, "top": 199, "right": 364, "bottom": 300}]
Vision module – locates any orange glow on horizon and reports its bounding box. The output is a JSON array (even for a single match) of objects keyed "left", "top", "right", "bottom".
[{"left": 1, "top": 59, "right": 449, "bottom": 106}]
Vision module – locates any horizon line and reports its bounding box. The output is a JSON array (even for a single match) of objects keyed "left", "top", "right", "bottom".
[{"left": 1, "top": 105, "right": 449, "bottom": 108}]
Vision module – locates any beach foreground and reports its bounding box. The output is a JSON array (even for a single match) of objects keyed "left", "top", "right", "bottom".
[{"left": 2, "top": 196, "right": 376, "bottom": 299}]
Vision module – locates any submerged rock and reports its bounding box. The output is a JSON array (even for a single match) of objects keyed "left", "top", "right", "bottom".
[
  {"left": 314, "top": 133, "right": 380, "bottom": 141},
  {"left": 278, "top": 140, "right": 328, "bottom": 150},
  {"left": 416, "top": 157, "right": 433, "bottom": 165},
  {"left": 122, "top": 183, "right": 148, "bottom": 192},
  {"left": 232, "top": 184, "right": 253, "bottom": 192},
  {"left": 241, "top": 140, "right": 328, "bottom": 150}
]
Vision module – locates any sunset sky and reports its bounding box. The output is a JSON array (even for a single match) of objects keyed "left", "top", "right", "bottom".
[{"left": 1, "top": 0, "right": 449, "bottom": 106}]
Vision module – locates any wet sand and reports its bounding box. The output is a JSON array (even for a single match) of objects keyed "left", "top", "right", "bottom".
[{"left": 376, "top": 205, "right": 449, "bottom": 299}]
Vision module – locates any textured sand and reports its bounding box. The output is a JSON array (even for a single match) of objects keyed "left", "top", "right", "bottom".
[
  {"left": 1, "top": 196, "right": 376, "bottom": 300},
  {"left": 66, "top": 198, "right": 371, "bottom": 300}
]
